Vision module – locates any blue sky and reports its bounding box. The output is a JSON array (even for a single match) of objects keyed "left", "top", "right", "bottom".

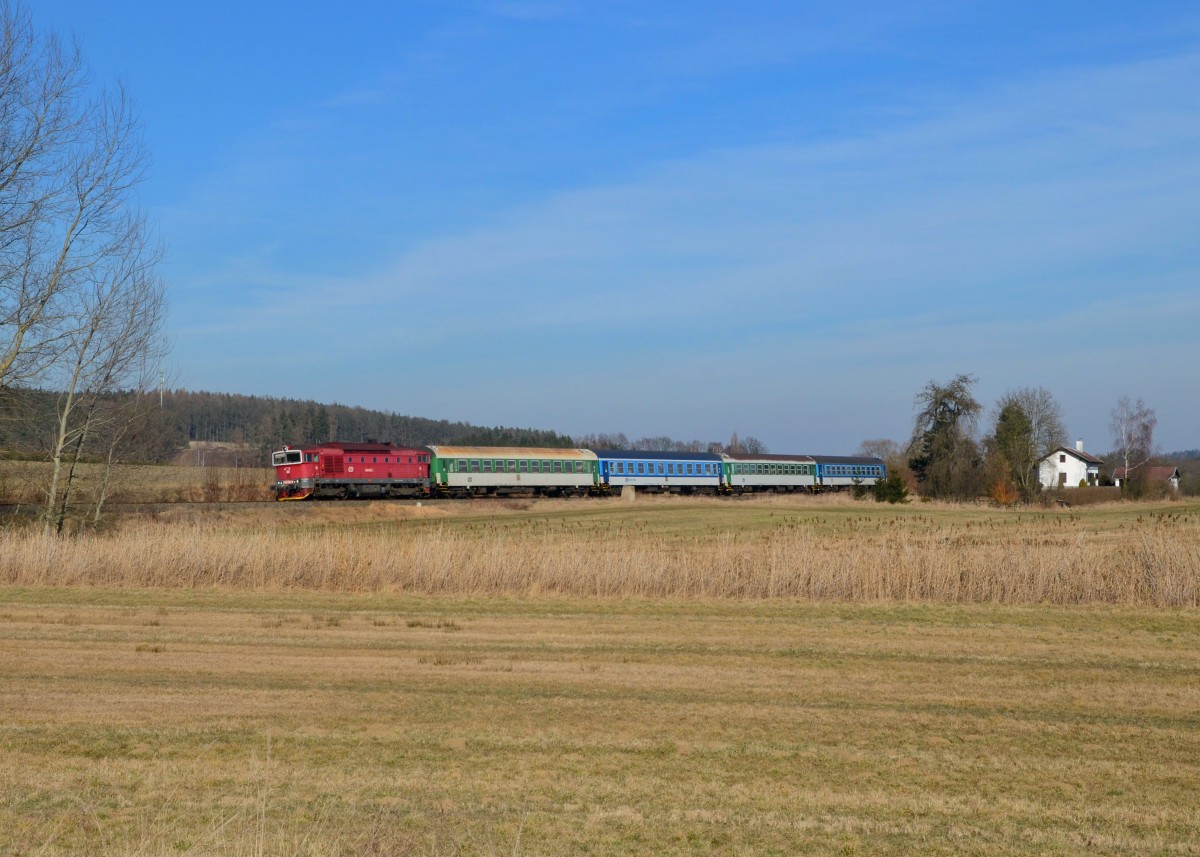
[{"left": 34, "top": 1, "right": 1200, "bottom": 453}]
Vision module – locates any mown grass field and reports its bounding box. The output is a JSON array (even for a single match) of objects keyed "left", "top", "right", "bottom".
[
  {"left": 2, "top": 490, "right": 1199, "bottom": 854},
  {"left": 1, "top": 589, "right": 1198, "bottom": 856}
]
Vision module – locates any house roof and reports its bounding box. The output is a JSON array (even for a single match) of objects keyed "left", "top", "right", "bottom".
[
  {"left": 1044, "top": 447, "right": 1104, "bottom": 465},
  {"left": 1112, "top": 465, "right": 1180, "bottom": 482}
]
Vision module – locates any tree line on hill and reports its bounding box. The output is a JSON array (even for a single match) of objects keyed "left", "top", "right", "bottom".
[
  {"left": 1, "top": 387, "right": 776, "bottom": 466},
  {"left": 0, "top": 388, "right": 578, "bottom": 464}
]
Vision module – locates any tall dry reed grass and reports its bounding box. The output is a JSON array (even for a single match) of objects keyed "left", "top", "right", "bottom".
[{"left": 3, "top": 520, "right": 1197, "bottom": 605}]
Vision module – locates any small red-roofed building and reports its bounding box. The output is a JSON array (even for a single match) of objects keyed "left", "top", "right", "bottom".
[{"left": 1112, "top": 465, "right": 1181, "bottom": 492}]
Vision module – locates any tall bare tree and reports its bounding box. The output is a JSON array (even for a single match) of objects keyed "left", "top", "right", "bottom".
[
  {"left": 43, "top": 220, "right": 165, "bottom": 533},
  {"left": 0, "top": 2, "right": 165, "bottom": 531},
  {"left": 1110, "top": 396, "right": 1156, "bottom": 495},
  {"left": 858, "top": 438, "right": 901, "bottom": 462},
  {"left": 1, "top": 2, "right": 93, "bottom": 388},
  {"left": 988, "top": 387, "right": 1067, "bottom": 496},
  {"left": 740, "top": 436, "right": 768, "bottom": 454}
]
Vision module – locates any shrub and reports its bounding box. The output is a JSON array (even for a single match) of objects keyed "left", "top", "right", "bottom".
[
  {"left": 989, "top": 479, "right": 1019, "bottom": 506},
  {"left": 873, "top": 472, "right": 910, "bottom": 504}
]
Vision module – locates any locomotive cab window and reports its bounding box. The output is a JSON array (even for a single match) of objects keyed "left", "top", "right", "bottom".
[{"left": 273, "top": 450, "right": 303, "bottom": 466}]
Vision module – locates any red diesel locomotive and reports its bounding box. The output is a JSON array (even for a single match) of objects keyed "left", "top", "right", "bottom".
[{"left": 271, "top": 441, "right": 430, "bottom": 500}]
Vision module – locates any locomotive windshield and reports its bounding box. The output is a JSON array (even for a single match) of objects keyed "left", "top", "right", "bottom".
[{"left": 272, "top": 449, "right": 302, "bottom": 466}]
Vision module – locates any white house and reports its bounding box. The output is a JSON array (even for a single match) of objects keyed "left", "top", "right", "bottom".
[{"left": 1038, "top": 440, "right": 1103, "bottom": 489}]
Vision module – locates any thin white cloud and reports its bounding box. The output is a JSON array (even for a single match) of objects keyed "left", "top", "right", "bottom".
[
  {"left": 165, "top": 37, "right": 1200, "bottom": 450},
  {"left": 483, "top": 1, "right": 584, "bottom": 21}
]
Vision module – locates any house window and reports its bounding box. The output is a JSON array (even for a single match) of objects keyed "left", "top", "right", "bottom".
[{"left": 1059, "top": 473, "right": 1067, "bottom": 486}]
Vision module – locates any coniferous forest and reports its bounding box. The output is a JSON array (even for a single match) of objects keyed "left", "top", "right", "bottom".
[{"left": 0, "top": 389, "right": 575, "bottom": 465}]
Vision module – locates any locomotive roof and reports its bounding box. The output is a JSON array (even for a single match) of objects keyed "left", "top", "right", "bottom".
[
  {"left": 722, "top": 452, "right": 817, "bottom": 463},
  {"left": 591, "top": 449, "right": 723, "bottom": 461},
  {"left": 426, "top": 446, "right": 598, "bottom": 460},
  {"left": 302, "top": 441, "right": 425, "bottom": 453}
]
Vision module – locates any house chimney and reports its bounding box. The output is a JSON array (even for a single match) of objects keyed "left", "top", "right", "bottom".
[{"left": 1076, "top": 439, "right": 1084, "bottom": 452}]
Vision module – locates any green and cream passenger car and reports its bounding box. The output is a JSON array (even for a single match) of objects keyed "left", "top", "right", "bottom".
[
  {"left": 427, "top": 446, "right": 598, "bottom": 496},
  {"left": 722, "top": 453, "right": 818, "bottom": 493}
]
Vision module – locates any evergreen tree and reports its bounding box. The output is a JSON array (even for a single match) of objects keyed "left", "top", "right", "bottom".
[{"left": 908, "top": 374, "right": 983, "bottom": 500}]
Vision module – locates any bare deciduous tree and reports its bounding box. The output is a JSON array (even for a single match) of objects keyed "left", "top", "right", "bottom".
[
  {"left": 740, "top": 436, "right": 768, "bottom": 454},
  {"left": 44, "top": 222, "right": 165, "bottom": 532},
  {"left": 858, "top": 438, "right": 901, "bottom": 462},
  {"left": 0, "top": 2, "right": 166, "bottom": 532},
  {"left": 988, "top": 387, "right": 1068, "bottom": 496},
  {"left": 1, "top": 2, "right": 105, "bottom": 388},
  {"left": 1110, "top": 396, "right": 1157, "bottom": 495}
]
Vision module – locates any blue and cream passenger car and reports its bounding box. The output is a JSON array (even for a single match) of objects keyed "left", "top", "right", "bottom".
[
  {"left": 812, "top": 455, "right": 886, "bottom": 490},
  {"left": 594, "top": 450, "right": 723, "bottom": 494}
]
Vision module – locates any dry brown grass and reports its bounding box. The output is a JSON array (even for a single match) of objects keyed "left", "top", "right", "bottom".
[
  {"left": 2, "top": 496, "right": 1198, "bottom": 605},
  {"left": 0, "top": 459, "right": 273, "bottom": 505},
  {"left": 0, "top": 590, "right": 1197, "bottom": 855}
]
